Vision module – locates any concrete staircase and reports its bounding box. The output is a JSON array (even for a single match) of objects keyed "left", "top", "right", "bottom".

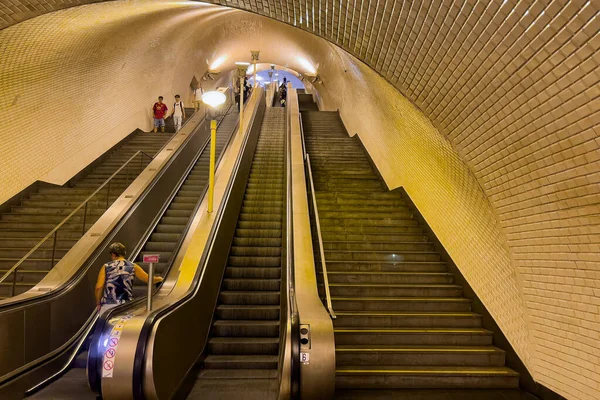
[
  {"left": 192, "top": 107, "right": 286, "bottom": 399},
  {"left": 302, "top": 110, "right": 519, "bottom": 390},
  {"left": 0, "top": 131, "right": 176, "bottom": 299},
  {"left": 133, "top": 111, "right": 238, "bottom": 295},
  {"left": 298, "top": 93, "right": 318, "bottom": 111}
]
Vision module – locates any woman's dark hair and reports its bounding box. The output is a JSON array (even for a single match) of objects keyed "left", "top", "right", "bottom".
[{"left": 108, "top": 242, "right": 127, "bottom": 257}]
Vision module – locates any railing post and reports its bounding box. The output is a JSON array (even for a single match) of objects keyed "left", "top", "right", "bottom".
[
  {"left": 82, "top": 202, "right": 88, "bottom": 236},
  {"left": 11, "top": 267, "right": 17, "bottom": 297},
  {"left": 208, "top": 120, "right": 217, "bottom": 213},
  {"left": 51, "top": 231, "right": 58, "bottom": 268},
  {"left": 147, "top": 262, "right": 154, "bottom": 311},
  {"left": 106, "top": 181, "right": 111, "bottom": 209}
]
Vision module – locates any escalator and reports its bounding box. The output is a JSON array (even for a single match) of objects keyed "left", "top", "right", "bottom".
[
  {"left": 91, "top": 91, "right": 301, "bottom": 400},
  {"left": 133, "top": 114, "right": 238, "bottom": 296},
  {"left": 0, "top": 106, "right": 239, "bottom": 399},
  {"left": 24, "top": 110, "right": 239, "bottom": 400},
  {"left": 189, "top": 107, "right": 286, "bottom": 398}
]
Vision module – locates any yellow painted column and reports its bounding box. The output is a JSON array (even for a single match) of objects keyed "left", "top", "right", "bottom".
[
  {"left": 208, "top": 119, "right": 217, "bottom": 213},
  {"left": 239, "top": 76, "right": 244, "bottom": 136}
]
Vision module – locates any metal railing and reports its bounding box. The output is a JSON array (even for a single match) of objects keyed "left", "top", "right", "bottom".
[
  {"left": 0, "top": 150, "right": 154, "bottom": 297},
  {"left": 299, "top": 116, "right": 336, "bottom": 319}
]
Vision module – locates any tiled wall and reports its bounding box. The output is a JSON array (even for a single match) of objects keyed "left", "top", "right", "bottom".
[
  {"left": 0, "top": 1, "right": 227, "bottom": 200},
  {"left": 1, "top": 1, "right": 599, "bottom": 398}
]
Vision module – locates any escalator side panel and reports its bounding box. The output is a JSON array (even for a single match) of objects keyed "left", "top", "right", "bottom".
[{"left": 139, "top": 97, "right": 267, "bottom": 400}]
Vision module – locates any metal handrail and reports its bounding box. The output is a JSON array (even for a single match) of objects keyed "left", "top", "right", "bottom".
[
  {"left": 0, "top": 150, "right": 154, "bottom": 295},
  {"left": 304, "top": 154, "right": 336, "bottom": 319},
  {"left": 299, "top": 114, "right": 335, "bottom": 318}
]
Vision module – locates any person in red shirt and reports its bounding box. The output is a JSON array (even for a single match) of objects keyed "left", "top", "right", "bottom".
[{"left": 152, "top": 96, "right": 168, "bottom": 133}]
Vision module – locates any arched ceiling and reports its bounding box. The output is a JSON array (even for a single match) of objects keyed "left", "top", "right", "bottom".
[{"left": 1, "top": 2, "right": 599, "bottom": 399}]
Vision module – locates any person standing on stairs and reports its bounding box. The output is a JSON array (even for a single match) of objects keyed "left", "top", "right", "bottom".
[
  {"left": 95, "top": 242, "right": 163, "bottom": 312},
  {"left": 169, "top": 94, "right": 186, "bottom": 133},
  {"left": 193, "top": 83, "right": 204, "bottom": 111},
  {"left": 152, "top": 96, "right": 168, "bottom": 133}
]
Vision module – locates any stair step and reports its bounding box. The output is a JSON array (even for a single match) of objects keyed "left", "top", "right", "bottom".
[
  {"left": 326, "top": 261, "right": 447, "bottom": 273},
  {"left": 333, "top": 311, "right": 482, "bottom": 328},
  {"left": 203, "top": 355, "right": 278, "bottom": 370},
  {"left": 335, "top": 345, "right": 506, "bottom": 367},
  {"left": 334, "top": 328, "right": 493, "bottom": 346},
  {"left": 328, "top": 283, "right": 462, "bottom": 297},
  {"left": 323, "top": 241, "right": 433, "bottom": 252},
  {"left": 222, "top": 278, "right": 281, "bottom": 291},
  {"left": 331, "top": 297, "right": 470, "bottom": 312},
  {"left": 335, "top": 366, "right": 519, "bottom": 389},
  {"left": 216, "top": 305, "right": 280, "bottom": 320},
  {"left": 219, "top": 291, "right": 280, "bottom": 305},
  {"left": 325, "top": 272, "right": 453, "bottom": 284},
  {"left": 208, "top": 337, "right": 279, "bottom": 355},
  {"left": 225, "top": 267, "right": 281, "bottom": 279},
  {"left": 325, "top": 251, "right": 441, "bottom": 262},
  {"left": 198, "top": 369, "right": 278, "bottom": 380}
]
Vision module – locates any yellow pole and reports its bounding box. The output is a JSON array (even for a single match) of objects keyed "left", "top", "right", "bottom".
[
  {"left": 208, "top": 119, "right": 216, "bottom": 213},
  {"left": 239, "top": 75, "right": 244, "bottom": 136},
  {"left": 253, "top": 61, "right": 257, "bottom": 88}
]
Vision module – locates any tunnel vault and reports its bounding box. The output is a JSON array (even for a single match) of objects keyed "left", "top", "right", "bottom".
[{"left": 1, "top": 2, "right": 598, "bottom": 399}]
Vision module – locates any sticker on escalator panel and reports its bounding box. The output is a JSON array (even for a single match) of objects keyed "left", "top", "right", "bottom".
[
  {"left": 300, "top": 352, "right": 310, "bottom": 364},
  {"left": 102, "top": 314, "right": 134, "bottom": 378}
]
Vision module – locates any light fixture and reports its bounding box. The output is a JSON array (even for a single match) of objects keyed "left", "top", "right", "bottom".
[
  {"left": 201, "top": 90, "right": 227, "bottom": 214},
  {"left": 304, "top": 73, "right": 321, "bottom": 84},
  {"left": 202, "top": 91, "right": 227, "bottom": 108},
  {"left": 202, "top": 70, "right": 221, "bottom": 81},
  {"left": 209, "top": 55, "right": 227, "bottom": 70}
]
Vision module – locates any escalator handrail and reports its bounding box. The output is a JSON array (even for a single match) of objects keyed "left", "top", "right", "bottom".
[
  {"left": 285, "top": 92, "right": 301, "bottom": 399},
  {"left": 127, "top": 91, "right": 264, "bottom": 400},
  {"left": 87, "top": 103, "right": 238, "bottom": 394},
  {"left": 0, "top": 108, "right": 228, "bottom": 391},
  {"left": 24, "top": 312, "right": 100, "bottom": 396},
  {"left": 299, "top": 117, "right": 336, "bottom": 319}
]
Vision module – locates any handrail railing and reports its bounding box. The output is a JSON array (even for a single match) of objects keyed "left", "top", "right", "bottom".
[
  {"left": 0, "top": 150, "right": 154, "bottom": 296},
  {"left": 299, "top": 116, "right": 336, "bottom": 319}
]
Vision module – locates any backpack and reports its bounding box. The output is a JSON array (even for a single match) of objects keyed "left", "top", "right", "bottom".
[{"left": 174, "top": 102, "right": 184, "bottom": 115}]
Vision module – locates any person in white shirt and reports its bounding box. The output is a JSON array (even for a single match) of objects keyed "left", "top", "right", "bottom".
[
  {"left": 193, "top": 84, "right": 203, "bottom": 111},
  {"left": 170, "top": 94, "right": 186, "bottom": 132}
]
